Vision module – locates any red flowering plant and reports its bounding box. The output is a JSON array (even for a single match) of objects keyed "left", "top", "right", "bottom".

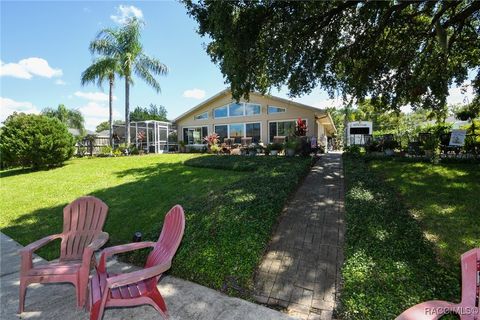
[
  {"left": 294, "top": 118, "right": 308, "bottom": 136},
  {"left": 204, "top": 133, "right": 220, "bottom": 153},
  {"left": 137, "top": 130, "right": 146, "bottom": 142}
]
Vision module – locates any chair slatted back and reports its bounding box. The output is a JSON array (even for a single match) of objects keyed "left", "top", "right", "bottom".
[
  {"left": 60, "top": 196, "right": 109, "bottom": 261},
  {"left": 145, "top": 205, "right": 185, "bottom": 269}
]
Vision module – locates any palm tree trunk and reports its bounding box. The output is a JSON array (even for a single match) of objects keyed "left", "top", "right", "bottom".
[
  {"left": 125, "top": 76, "right": 131, "bottom": 146},
  {"left": 109, "top": 77, "right": 114, "bottom": 148}
]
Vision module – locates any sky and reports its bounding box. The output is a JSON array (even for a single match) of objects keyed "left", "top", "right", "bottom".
[{"left": 0, "top": 1, "right": 476, "bottom": 130}]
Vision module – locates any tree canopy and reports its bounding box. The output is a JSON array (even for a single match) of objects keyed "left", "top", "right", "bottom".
[
  {"left": 95, "top": 120, "right": 124, "bottom": 133},
  {"left": 130, "top": 103, "right": 168, "bottom": 121},
  {"left": 42, "top": 104, "right": 85, "bottom": 135},
  {"left": 90, "top": 18, "right": 168, "bottom": 145},
  {"left": 184, "top": 1, "right": 480, "bottom": 116}
]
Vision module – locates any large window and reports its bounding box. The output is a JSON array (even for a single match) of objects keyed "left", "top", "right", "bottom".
[
  {"left": 268, "top": 106, "right": 286, "bottom": 114},
  {"left": 229, "top": 123, "right": 244, "bottom": 143},
  {"left": 229, "top": 103, "right": 244, "bottom": 117},
  {"left": 214, "top": 125, "right": 228, "bottom": 142},
  {"left": 183, "top": 126, "right": 208, "bottom": 144},
  {"left": 246, "top": 123, "right": 261, "bottom": 143},
  {"left": 214, "top": 106, "right": 228, "bottom": 118},
  {"left": 269, "top": 120, "right": 306, "bottom": 142},
  {"left": 214, "top": 123, "right": 261, "bottom": 143},
  {"left": 214, "top": 102, "right": 261, "bottom": 118},
  {"left": 194, "top": 112, "right": 208, "bottom": 120},
  {"left": 245, "top": 103, "right": 261, "bottom": 116}
]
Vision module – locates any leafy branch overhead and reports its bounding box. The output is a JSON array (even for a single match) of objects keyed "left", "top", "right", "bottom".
[{"left": 184, "top": 1, "right": 480, "bottom": 114}]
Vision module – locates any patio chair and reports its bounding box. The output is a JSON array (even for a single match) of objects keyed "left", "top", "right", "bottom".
[
  {"left": 273, "top": 136, "right": 286, "bottom": 144},
  {"left": 19, "top": 196, "right": 109, "bottom": 313},
  {"left": 88, "top": 205, "right": 185, "bottom": 320},
  {"left": 395, "top": 248, "right": 479, "bottom": 320},
  {"left": 241, "top": 137, "right": 253, "bottom": 146}
]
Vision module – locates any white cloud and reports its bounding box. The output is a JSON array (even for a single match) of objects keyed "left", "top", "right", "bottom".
[
  {"left": 0, "top": 58, "right": 62, "bottom": 79},
  {"left": 110, "top": 5, "right": 143, "bottom": 24},
  {"left": 74, "top": 91, "right": 116, "bottom": 102},
  {"left": 0, "top": 97, "right": 41, "bottom": 123},
  {"left": 78, "top": 101, "right": 120, "bottom": 130},
  {"left": 55, "top": 79, "right": 67, "bottom": 85},
  {"left": 447, "top": 84, "right": 475, "bottom": 106},
  {"left": 183, "top": 88, "right": 206, "bottom": 100}
]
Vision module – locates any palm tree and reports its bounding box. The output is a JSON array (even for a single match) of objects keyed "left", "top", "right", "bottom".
[
  {"left": 81, "top": 57, "right": 120, "bottom": 147},
  {"left": 42, "top": 104, "right": 85, "bottom": 135},
  {"left": 89, "top": 18, "right": 168, "bottom": 145}
]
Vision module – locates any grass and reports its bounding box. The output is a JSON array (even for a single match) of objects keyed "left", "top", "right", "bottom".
[
  {"left": 370, "top": 160, "right": 480, "bottom": 271},
  {"left": 339, "top": 155, "right": 473, "bottom": 320},
  {"left": 0, "top": 154, "right": 313, "bottom": 296}
]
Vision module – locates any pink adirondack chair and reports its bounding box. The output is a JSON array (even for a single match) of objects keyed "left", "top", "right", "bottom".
[
  {"left": 88, "top": 204, "right": 185, "bottom": 320},
  {"left": 19, "top": 196, "right": 109, "bottom": 313},
  {"left": 396, "top": 248, "right": 479, "bottom": 320}
]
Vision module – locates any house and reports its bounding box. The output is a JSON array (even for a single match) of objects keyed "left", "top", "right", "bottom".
[{"left": 174, "top": 89, "right": 337, "bottom": 147}]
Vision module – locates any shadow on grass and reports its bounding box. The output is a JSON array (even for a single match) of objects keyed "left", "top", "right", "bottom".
[{"left": 1, "top": 156, "right": 313, "bottom": 298}]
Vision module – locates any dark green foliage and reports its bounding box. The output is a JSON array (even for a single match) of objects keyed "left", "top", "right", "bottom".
[
  {"left": 340, "top": 156, "right": 460, "bottom": 319},
  {"left": 0, "top": 113, "right": 75, "bottom": 169},
  {"left": 184, "top": 1, "right": 480, "bottom": 114},
  {"left": 130, "top": 104, "right": 168, "bottom": 121}
]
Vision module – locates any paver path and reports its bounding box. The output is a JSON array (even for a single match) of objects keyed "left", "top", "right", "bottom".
[
  {"left": 0, "top": 232, "right": 293, "bottom": 320},
  {"left": 254, "top": 152, "right": 345, "bottom": 320}
]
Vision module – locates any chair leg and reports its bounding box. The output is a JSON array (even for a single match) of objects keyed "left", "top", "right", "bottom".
[
  {"left": 77, "top": 276, "right": 88, "bottom": 309},
  {"left": 18, "top": 278, "right": 27, "bottom": 314},
  {"left": 90, "top": 301, "right": 105, "bottom": 320},
  {"left": 148, "top": 290, "right": 168, "bottom": 319}
]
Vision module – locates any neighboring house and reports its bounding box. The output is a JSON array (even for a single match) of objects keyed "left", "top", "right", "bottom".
[{"left": 174, "top": 89, "right": 336, "bottom": 147}]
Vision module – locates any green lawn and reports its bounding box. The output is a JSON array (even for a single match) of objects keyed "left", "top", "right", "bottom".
[
  {"left": 340, "top": 156, "right": 479, "bottom": 319},
  {"left": 370, "top": 160, "right": 480, "bottom": 270},
  {"left": 0, "top": 154, "right": 313, "bottom": 296}
]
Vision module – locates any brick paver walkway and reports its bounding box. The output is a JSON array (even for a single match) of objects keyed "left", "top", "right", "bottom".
[{"left": 254, "top": 152, "right": 345, "bottom": 320}]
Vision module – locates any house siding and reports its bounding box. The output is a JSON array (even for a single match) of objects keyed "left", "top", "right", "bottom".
[{"left": 175, "top": 91, "right": 334, "bottom": 144}]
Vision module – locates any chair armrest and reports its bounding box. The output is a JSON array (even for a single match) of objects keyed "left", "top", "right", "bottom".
[
  {"left": 106, "top": 261, "right": 171, "bottom": 289},
  {"left": 97, "top": 241, "right": 156, "bottom": 272},
  {"left": 395, "top": 300, "right": 459, "bottom": 320},
  {"left": 81, "top": 232, "right": 109, "bottom": 269},
  {"left": 19, "top": 234, "right": 63, "bottom": 274},
  {"left": 88, "top": 232, "right": 109, "bottom": 251},
  {"left": 20, "top": 234, "right": 63, "bottom": 255}
]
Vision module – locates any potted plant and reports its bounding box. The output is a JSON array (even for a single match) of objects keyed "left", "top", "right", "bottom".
[
  {"left": 179, "top": 141, "right": 186, "bottom": 153},
  {"left": 423, "top": 135, "right": 439, "bottom": 157},
  {"left": 269, "top": 143, "right": 283, "bottom": 156},
  {"left": 210, "top": 144, "right": 221, "bottom": 154},
  {"left": 382, "top": 140, "right": 398, "bottom": 156},
  {"left": 264, "top": 144, "right": 271, "bottom": 156},
  {"left": 248, "top": 144, "right": 257, "bottom": 156},
  {"left": 284, "top": 139, "right": 298, "bottom": 157}
]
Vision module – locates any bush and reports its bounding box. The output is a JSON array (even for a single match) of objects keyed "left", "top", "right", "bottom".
[{"left": 0, "top": 113, "right": 75, "bottom": 169}]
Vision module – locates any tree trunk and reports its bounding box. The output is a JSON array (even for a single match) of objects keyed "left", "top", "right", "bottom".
[
  {"left": 125, "top": 76, "right": 130, "bottom": 146},
  {"left": 109, "top": 77, "right": 114, "bottom": 148}
]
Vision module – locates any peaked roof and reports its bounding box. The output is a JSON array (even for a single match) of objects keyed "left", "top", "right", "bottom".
[{"left": 173, "top": 89, "right": 330, "bottom": 122}]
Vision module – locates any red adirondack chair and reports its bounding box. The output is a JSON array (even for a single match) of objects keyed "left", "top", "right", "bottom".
[
  {"left": 88, "top": 204, "right": 185, "bottom": 320},
  {"left": 19, "top": 196, "right": 109, "bottom": 313},
  {"left": 396, "top": 248, "right": 479, "bottom": 320}
]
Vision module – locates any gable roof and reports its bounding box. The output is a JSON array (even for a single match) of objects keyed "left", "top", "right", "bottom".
[{"left": 173, "top": 89, "right": 330, "bottom": 122}]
